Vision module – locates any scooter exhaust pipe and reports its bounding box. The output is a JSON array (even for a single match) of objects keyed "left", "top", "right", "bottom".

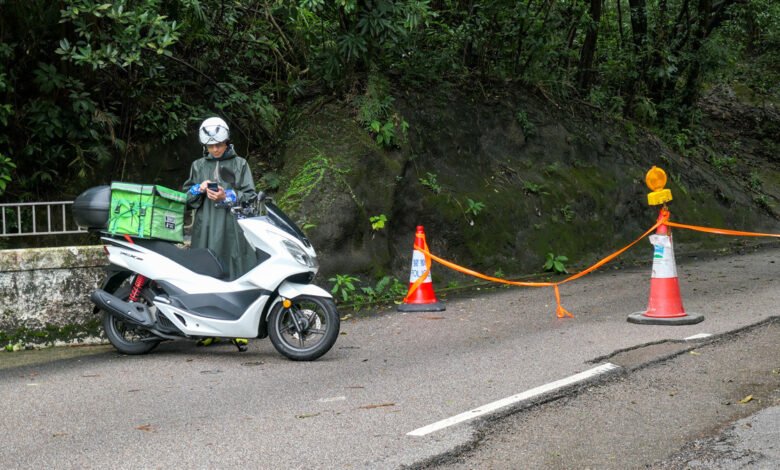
[{"left": 90, "top": 289, "right": 155, "bottom": 327}]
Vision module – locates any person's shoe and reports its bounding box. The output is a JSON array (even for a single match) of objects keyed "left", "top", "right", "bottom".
[
  {"left": 197, "top": 337, "right": 219, "bottom": 347},
  {"left": 232, "top": 338, "right": 248, "bottom": 352}
]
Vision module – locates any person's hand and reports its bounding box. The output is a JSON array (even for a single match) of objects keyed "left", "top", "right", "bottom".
[
  {"left": 199, "top": 180, "right": 210, "bottom": 193},
  {"left": 206, "top": 185, "right": 226, "bottom": 201}
]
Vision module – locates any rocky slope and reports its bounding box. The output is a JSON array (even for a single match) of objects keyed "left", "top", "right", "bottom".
[{"left": 278, "top": 84, "right": 780, "bottom": 283}]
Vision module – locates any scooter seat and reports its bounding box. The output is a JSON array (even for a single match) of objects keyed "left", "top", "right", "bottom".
[{"left": 133, "top": 238, "right": 226, "bottom": 279}]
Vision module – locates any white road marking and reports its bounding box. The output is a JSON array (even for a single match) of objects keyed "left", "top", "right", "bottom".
[
  {"left": 407, "top": 362, "right": 621, "bottom": 437},
  {"left": 684, "top": 333, "right": 712, "bottom": 341},
  {"left": 317, "top": 396, "right": 346, "bottom": 403}
]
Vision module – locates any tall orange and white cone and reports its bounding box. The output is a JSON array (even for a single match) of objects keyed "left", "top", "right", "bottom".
[
  {"left": 628, "top": 208, "right": 703, "bottom": 325},
  {"left": 398, "top": 225, "right": 445, "bottom": 312}
]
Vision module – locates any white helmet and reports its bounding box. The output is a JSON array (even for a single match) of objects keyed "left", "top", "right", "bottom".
[{"left": 199, "top": 117, "right": 230, "bottom": 145}]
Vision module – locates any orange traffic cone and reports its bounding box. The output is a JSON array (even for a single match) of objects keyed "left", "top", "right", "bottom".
[
  {"left": 398, "top": 225, "right": 445, "bottom": 312},
  {"left": 628, "top": 209, "right": 703, "bottom": 325}
]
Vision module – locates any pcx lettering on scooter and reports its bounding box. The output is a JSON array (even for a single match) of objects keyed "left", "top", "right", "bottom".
[
  {"left": 87, "top": 179, "right": 340, "bottom": 361},
  {"left": 120, "top": 251, "right": 144, "bottom": 261}
]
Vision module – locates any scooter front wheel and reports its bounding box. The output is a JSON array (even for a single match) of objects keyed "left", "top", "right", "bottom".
[{"left": 268, "top": 295, "right": 340, "bottom": 361}]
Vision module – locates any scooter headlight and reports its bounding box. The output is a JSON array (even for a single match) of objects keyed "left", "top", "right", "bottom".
[{"left": 282, "top": 240, "right": 317, "bottom": 268}]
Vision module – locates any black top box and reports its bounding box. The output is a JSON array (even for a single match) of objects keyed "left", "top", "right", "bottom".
[{"left": 73, "top": 185, "right": 111, "bottom": 229}]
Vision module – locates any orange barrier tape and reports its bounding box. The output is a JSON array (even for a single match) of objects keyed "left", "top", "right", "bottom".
[
  {"left": 415, "top": 217, "right": 665, "bottom": 318},
  {"left": 409, "top": 216, "right": 779, "bottom": 318},
  {"left": 664, "top": 221, "right": 780, "bottom": 238}
]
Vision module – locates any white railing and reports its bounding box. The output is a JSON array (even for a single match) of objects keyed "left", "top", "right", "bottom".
[{"left": 0, "top": 201, "right": 87, "bottom": 237}]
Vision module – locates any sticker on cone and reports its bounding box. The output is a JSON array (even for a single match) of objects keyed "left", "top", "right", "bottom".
[
  {"left": 650, "top": 234, "right": 677, "bottom": 278},
  {"left": 398, "top": 225, "right": 445, "bottom": 313},
  {"left": 408, "top": 249, "right": 432, "bottom": 284},
  {"left": 628, "top": 215, "right": 703, "bottom": 325}
]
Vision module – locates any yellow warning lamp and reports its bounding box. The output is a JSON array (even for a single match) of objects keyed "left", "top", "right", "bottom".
[{"left": 645, "top": 166, "right": 673, "bottom": 206}]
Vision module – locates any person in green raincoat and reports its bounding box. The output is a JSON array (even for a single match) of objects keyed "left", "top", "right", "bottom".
[
  {"left": 183, "top": 117, "right": 258, "bottom": 281},
  {"left": 183, "top": 117, "right": 257, "bottom": 351}
]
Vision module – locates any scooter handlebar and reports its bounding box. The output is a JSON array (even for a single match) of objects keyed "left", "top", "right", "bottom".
[{"left": 216, "top": 192, "right": 270, "bottom": 218}]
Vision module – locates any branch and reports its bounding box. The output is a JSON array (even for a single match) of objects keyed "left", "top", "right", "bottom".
[{"left": 149, "top": 48, "right": 263, "bottom": 142}]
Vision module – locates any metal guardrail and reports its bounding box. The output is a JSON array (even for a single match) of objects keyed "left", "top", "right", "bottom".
[{"left": 0, "top": 201, "right": 87, "bottom": 237}]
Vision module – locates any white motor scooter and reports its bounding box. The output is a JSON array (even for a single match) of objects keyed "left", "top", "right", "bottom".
[{"left": 85, "top": 180, "right": 339, "bottom": 361}]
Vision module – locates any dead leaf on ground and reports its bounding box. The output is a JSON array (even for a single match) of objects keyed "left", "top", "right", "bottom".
[
  {"left": 689, "top": 351, "right": 701, "bottom": 356},
  {"left": 738, "top": 395, "right": 754, "bottom": 404},
  {"left": 135, "top": 424, "right": 155, "bottom": 432},
  {"left": 242, "top": 361, "right": 264, "bottom": 367},
  {"left": 420, "top": 315, "right": 445, "bottom": 320},
  {"left": 359, "top": 403, "right": 395, "bottom": 410},
  {"left": 296, "top": 413, "right": 321, "bottom": 419}
]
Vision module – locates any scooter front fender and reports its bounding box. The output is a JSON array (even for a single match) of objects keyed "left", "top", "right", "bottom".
[
  {"left": 257, "top": 282, "right": 332, "bottom": 340},
  {"left": 277, "top": 282, "right": 332, "bottom": 300}
]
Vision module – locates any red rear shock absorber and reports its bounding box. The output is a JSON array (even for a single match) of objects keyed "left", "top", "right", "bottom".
[{"left": 128, "top": 274, "right": 148, "bottom": 302}]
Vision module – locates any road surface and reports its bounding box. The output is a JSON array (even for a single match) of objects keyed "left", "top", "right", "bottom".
[{"left": 1, "top": 244, "right": 778, "bottom": 468}]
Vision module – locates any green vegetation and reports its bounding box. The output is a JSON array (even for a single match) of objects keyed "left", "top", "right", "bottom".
[
  {"left": 543, "top": 253, "right": 569, "bottom": 274},
  {"left": 1, "top": 0, "right": 776, "bottom": 200},
  {"left": 329, "top": 273, "right": 407, "bottom": 311},
  {"left": 1, "top": 319, "right": 103, "bottom": 349},
  {"left": 329, "top": 274, "right": 360, "bottom": 303},
  {"left": 560, "top": 205, "right": 575, "bottom": 223},
  {"left": 522, "top": 181, "right": 547, "bottom": 195},
  {"left": 370, "top": 214, "right": 388, "bottom": 231},
  {"left": 515, "top": 110, "right": 536, "bottom": 139},
  {"left": 419, "top": 172, "right": 442, "bottom": 194},
  {"left": 277, "top": 155, "right": 329, "bottom": 212},
  {"left": 465, "top": 198, "right": 486, "bottom": 218},
  {"left": 356, "top": 73, "right": 409, "bottom": 148}
]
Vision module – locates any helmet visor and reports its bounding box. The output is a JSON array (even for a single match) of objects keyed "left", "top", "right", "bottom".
[{"left": 199, "top": 125, "right": 229, "bottom": 145}]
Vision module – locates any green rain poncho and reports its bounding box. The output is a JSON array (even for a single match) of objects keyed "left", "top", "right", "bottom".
[{"left": 183, "top": 146, "right": 257, "bottom": 280}]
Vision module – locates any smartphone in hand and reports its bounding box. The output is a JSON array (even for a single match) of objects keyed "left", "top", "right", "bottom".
[{"left": 207, "top": 182, "right": 219, "bottom": 192}]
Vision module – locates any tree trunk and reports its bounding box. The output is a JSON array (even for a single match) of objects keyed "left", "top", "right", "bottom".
[
  {"left": 625, "top": 0, "right": 649, "bottom": 115},
  {"left": 576, "top": 0, "right": 603, "bottom": 92},
  {"left": 627, "top": 0, "right": 648, "bottom": 56}
]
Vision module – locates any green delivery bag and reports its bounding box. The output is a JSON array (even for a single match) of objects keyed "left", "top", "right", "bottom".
[{"left": 108, "top": 182, "right": 186, "bottom": 242}]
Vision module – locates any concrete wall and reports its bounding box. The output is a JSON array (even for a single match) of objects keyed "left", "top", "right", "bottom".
[{"left": 0, "top": 246, "right": 107, "bottom": 348}]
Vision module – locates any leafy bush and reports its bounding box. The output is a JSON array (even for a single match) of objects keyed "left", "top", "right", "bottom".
[
  {"left": 328, "top": 274, "right": 407, "bottom": 310},
  {"left": 543, "top": 252, "right": 569, "bottom": 274},
  {"left": 419, "top": 172, "right": 442, "bottom": 194},
  {"left": 2, "top": 0, "right": 777, "bottom": 201}
]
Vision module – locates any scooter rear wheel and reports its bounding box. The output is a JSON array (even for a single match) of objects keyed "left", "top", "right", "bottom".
[
  {"left": 268, "top": 295, "right": 340, "bottom": 361},
  {"left": 102, "top": 285, "right": 161, "bottom": 355}
]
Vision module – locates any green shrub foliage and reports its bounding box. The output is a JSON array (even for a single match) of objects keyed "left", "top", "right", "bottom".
[{"left": 0, "top": 0, "right": 776, "bottom": 199}]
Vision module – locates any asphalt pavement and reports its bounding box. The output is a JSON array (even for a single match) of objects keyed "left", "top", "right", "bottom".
[
  {"left": 415, "top": 318, "right": 780, "bottom": 469},
  {"left": 0, "top": 243, "right": 778, "bottom": 469}
]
